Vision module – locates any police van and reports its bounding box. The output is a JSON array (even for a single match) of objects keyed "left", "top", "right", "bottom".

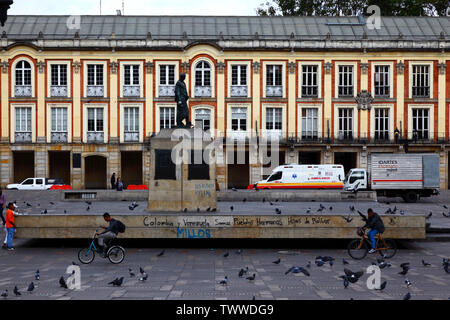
[{"left": 254, "top": 164, "right": 345, "bottom": 189}]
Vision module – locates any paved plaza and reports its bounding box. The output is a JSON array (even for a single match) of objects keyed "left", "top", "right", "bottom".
[{"left": 0, "top": 236, "right": 449, "bottom": 300}]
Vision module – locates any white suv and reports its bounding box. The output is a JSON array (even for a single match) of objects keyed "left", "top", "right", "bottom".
[{"left": 7, "top": 178, "right": 64, "bottom": 190}]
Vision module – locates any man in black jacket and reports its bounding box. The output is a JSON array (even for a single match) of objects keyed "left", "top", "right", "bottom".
[
  {"left": 96, "top": 213, "right": 120, "bottom": 254},
  {"left": 363, "top": 208, "right": 385, "bottom": 254}
]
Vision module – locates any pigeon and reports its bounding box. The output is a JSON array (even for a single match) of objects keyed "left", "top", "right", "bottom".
[
  {"left": 183, "top": 208, "right": 187, "bottom": 213},
  {"left": 157, "top": 249, "right": 165, "bottom": 257},
  {"left": 49, "top": 202, "right": 54, "bottom": 205},
  {"left": 342, "top": 215, "right": 353, "bottom": 223},
  {"left": 306, "top": 261, "right": 311, "bottom": 268},
  {"left": 252, "top": 296, "right": 256, "bottom": 300},
  {"left": 27, "top": 282, "right": 34, "bottom": 293},
  {"left": 13, "top": 286, "right": 21, "bottom": 296},
  {"left": 211, "top": 208, "right": 217, "bottom": 212},
  {"left": 422, "top": 259, "right": 431, "bottom": 267},
  {"left": 243, "top": 198, "right": 247, "bottom": 203},
  {"left": 317, "top": 256, "right": 334, "bottom": 262},
  {"left": 269, "top": 202, "right": 274, "bottom": 206},
  {"left": 246, "top": 274, "right": 256, "bottom": 281},
  {"left": 426, "top": 212, "right": 432, "bottom": 219},
  {"left": 272, "top": 258, "right": 281, "bottom": 264},
  {"left": 379, "top": 261, "right": 391, "bottom": 269},
  {"left": 262, "top": 198, "right": 266, "bottom": 203},
  {"left": 223, "top": 252, "right": 229, "bottom": 258},
  {"left": 285, "top": 266, "right": 310, "bottom": 276},
  {"left": 443, "top": 212, "right": 450, "bottom": 218},
  {"left": 357, "top": 210, "right": 368, "bottom": 222},
  {"left": 400, "top": 262, "right": 410, "bottom": 268},
  {"left": 128, "top": 205, "right": 135, "bottom": 211},
  {"left": 40, "top": 209, "right": 47, "bottom": 214},
  {"left": 329, "top": 260, "right": 334, "bottom": 267},
  {"left": 343, "top": 277, "right": 349, "bottom": 288},
  {"left": 1, "top": 290, "right": 7, "bottom": 298},
  {"left": 139, "top": 273, "right": 148, "bottom": 281},
  {"left": 35, "top": 270, "right": 40, "bottom": 280},
  {"left": 405, "top": 278, "right": 412, "bottom": 287},
  {"left": 398, "top": 266, "right": 410, "bottom": 276},
  {"left": 341, "top": 269, "right": 364, "bottom": 284},
  {"left": 400, "top": 210, "right": 405, "bottom": 216},
  {"left": 139, "top": 267, "right": 145, "bottom": 274},
  {"left": 64, "top": 210, "right": 67, "bottom": 214},
  {"left": 306, "top": 208, "right": 311, "bottom": 214},
  {"left": 230, "top": 206, "right": 234, "bottom": 212},
  {"left": 376, "top": 281, "right": 387, "bottom": 291},
  {"left": 129, "top": 269, "right": 135, "bottom": 277},
  {"left": 206, "top": 207, "right": 211, "bottom": 212},
  {"left": 275, "top": 208, "right": 281, "bottom": 215},
  {"left": 329, "top": 206, "right": 333, "bottom": 211},
  {"left": 108, "top": 277, "right": 124, "bottom": 287},
  {"left": 86, "top": 206, "right": 90, "bottom": 211},
  {"left": 403, "top": 292, "right": 411, "bottom": 300},
  {"left": 342, "top": 258, "right": 349, "bottom": 265},
  {"left": 59, "top": 276, "right": 68, "bottom": 289},
  {"left": 444, "top": 205, "right": 448, "bottom": 209},
  {"left": 85, "top": 201, "right": 92, "bottom": 205},
  {"left": 26, "top": 203, "right": 32, "bottom": 207},
  {"left": 238, "top": 269, "right": 245, "bottom": 278},
  {"left": 231, "top": 187, "right": 237, "bottom": 192},
  {"left": 315, "top": 259, "right": 325, "bottom": 267},
  {"left": 219, "top": 276, "right": 228, "bottom": 285},
  {"left": 385, "top": 208, "right": 392, "bottom": 215},
  {"left": 349, "top": 205, "right": 355, "bottom": 212}
]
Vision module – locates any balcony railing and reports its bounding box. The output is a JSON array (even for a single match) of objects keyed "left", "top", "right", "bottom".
[
  {"left": 15, "top": 132, "right": 32, "bottom": 143},
  {"left": 195, "top": 86, "right": 212, "bottom": 97},
  {"left": 123, "top": 85, "right": 140, "bottom": 97},
  {"left": 159, "top": 85, "right": 175, "bottom": 97},
  {"left": 15, "top": 85, "right": 32, "bottom": 97},
  {"left": 86, "top": 85, "right": 104, "bottom": 97},
  {"left": 230, "top": 85, "right": 248, "bottom": 97},
  {"left": 266, "top": 85, "right": 282, "bottom": 97},
  {"left": 87, "top": 131, "right": 104, "bottom": 143},
  {"left": 124, "top": 131, "right": 139, "bottom": 142},
  {"left": 50, "top": 86, "right": 68, "bottom": 97},
  {"left": 51, "top": 132, "right": 68, "bottom": 143}
]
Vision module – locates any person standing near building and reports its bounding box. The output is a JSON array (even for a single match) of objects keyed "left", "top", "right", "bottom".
[
  {"left": 111, "top": 173, "right": 116, "bottom": 189},
  {"left": 0, "top": 189, "right": 6, "bottom": 249},
  {"left": 5, "top": 202, "right": 16, "bottom": 251}
]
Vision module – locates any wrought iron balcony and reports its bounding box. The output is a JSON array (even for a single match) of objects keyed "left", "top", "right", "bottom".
[
  {"left": 124, "top": 131, "right": 139, "bottom": 142},
  {"left": 87, "top": 131, "right": 104, "bottom": 143},
  {"left": 194, "top": 86, "right": 212, "bottom": 97},
  {"left": 14, "top": 132, "right": 32, "bottom": 143},
  {"left": 266, "top": 85, "right": 282, "bottom": 97},
  {"left": 230, "top": 85, "right": 248, "bottom": 97},
  {"left": 15, "top": 85, "right": 32, "bottom": 97},
  {"left": 123, "top": 85, "right": 140, "bottom": 97},
  {"left": 158, "top": 85, "right": 175, "bottom": 97},
  {"left": 51, "top": 132, "right": 68, "bottom": 143},
  {"left": 86, "top": 85, "right": 104, "bottom": 97},
  {"left": 50, "top": 86, "right": 68, "bottom": 97}
]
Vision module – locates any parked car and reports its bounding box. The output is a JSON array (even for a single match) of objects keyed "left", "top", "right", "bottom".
[{"left": 7, "top": 178, "right": 65, "bottom": 190}]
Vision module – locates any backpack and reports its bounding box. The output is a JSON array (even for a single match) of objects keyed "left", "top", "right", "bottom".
[{"left": 116, "top": 220, "right": 126, "bottom": 233}]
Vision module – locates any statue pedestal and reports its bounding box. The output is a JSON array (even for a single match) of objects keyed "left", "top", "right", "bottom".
[{"left": 147, "top": 128, "right": 217, "bottom": 212}]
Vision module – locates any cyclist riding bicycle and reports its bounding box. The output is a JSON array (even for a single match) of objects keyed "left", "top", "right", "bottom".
[
  {"left": 96, "top": 213, "right": 120, "bottom": 255},
  {"left": 363, "top": 208, "right": 385, "bottom": 254}
]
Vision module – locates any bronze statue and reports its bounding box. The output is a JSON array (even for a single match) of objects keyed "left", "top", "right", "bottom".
[{"left": 175, "top": 73, "right": 192, "bottom": 128}]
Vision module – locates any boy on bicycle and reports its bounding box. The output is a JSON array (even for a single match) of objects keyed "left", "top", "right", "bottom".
[{"left": 363, "top": 208, "right": 385, "bottom": 254}]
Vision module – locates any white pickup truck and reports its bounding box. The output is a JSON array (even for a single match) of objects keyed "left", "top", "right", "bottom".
[{"left": 7, "top": 178, "right": 64, "bottom": 190}]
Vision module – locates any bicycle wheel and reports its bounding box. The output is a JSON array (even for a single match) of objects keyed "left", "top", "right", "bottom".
[
  {"left": 78, "top": 248, "right": 95, "bottom": 264},
  {"left": 347, "top": 239, "right": 368, "bottom": 260},
  {"left": 107, "top": 246, "right": 125, "bottom": 264},
  {"left": 378, "top": 239, "right": 397, "bottom": 259}
]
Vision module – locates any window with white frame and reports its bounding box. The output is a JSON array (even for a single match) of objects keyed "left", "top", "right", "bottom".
[
  {"left": 338, "top": 108, "right": 353, "bottom": 139},
  {"left": 195, "top": 109, "right": 211, "bottom": 131},
  {"left": 87, "top": 108, "right": 103, "bottom": 132},
  {"left": 412, "top": 108, "right": 429, "bottom": 139},
  {"left": 124, "top": 107, "right": 139, "bottom": 132},
  {"left": 160, "top": 107, "right": 175, "bottom": 129},
  {"left": 230, "top": 65, "right": 247, "bottom": 97},
  {"left": 51, "top": 107, "right": 67, "bottom": 132},
  {"left": 266, "top": 65, "right": 282, "bottom": 86},
  {"left": 160, "top": 65, "right": 175, "bottom": 86},
  {"left": 50, "top": 64, "right": 68, "bottom": 97},
  {"left": 302, "top": 65, "right": 318, "bottom": 97},
  {"left": 15, "top": 61, "right": 32, "bottom": 97},
  {"left": 87, "top": 65, "right": 103, "bottom": 86},
  {"left": 301, "top": 108, "right": 318, "bottom": 139},
  {"left": 195, "top": 61, "right": 211, "bottom": 86},
  {"left": 338, "top": 65, "right": 354, "bottom": 97},
  {"left": 412, "top": 65, "right": 430, "bottom": 98},
  {"left": 15, "top": 107, "right": 32, "bottom": 132},
  {"left": 231, "top": 107, "right": 247, "bottom": 131},
  {"left": 374, "top": 108, "right": 389, "bottom": 140},
  {"left": 266, "top": 107, "right": 282, "bottom": 130},
  {"left": 374, "top": 65, "right": 390, "bottom": 97},
  {"left": 124, "top": 65, "right": 140, "bottom": 85}
]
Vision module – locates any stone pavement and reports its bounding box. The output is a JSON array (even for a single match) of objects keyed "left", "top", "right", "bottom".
[{"left": 0, "top": 236, "right": 448, "bottom": 300}]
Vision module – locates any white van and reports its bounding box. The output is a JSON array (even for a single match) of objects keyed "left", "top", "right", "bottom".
[{"left": 254, "top": 164, "right": 345, "bottom": 189}]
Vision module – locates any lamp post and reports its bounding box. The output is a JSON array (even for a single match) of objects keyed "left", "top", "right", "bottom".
[{"left": 0, "top": 0, "right": 13, "bottom": 27}]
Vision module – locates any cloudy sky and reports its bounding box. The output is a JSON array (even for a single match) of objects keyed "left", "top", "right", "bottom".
[{"left": 9, "top": 0, "right": 263, "bottom": 15}]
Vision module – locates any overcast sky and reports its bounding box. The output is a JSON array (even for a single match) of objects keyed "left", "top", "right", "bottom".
[{"left": 9, "top": 0, "right": 262, "bottom": 16}]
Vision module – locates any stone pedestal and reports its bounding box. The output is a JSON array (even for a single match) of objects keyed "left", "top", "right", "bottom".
[{"left": 147, "top": 128, "right": 217, "bottom": 212}]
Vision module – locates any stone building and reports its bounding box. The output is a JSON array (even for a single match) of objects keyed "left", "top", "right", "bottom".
[{"left": 0, "top": 15, "right": 449, "bottom": 190}]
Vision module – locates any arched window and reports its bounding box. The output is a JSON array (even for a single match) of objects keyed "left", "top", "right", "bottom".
[
  {"left": 195, "top": 108, "right": 211, "bottom": 131},
  {"left": 195, "top": 61, "right": 211, "bottom": 87},
  {"left": 15, "top": 60, "right": 32, "bottom": 97},
  {"left": 15, "top": 61, "right": 32, "bottom": 86}
]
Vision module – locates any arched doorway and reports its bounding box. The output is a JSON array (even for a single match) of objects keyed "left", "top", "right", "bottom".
[{"left": 84, "top": 155, "right": 107, "bottom": 189}]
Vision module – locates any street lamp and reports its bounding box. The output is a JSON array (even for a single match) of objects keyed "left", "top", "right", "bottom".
[{"left": 0, "top": 0, "right": 13, "bottom": 27}]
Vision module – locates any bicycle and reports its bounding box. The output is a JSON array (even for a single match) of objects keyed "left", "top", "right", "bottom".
[
  {"left": 78, "top": 229, "right": 125, "bottom": 264},
  {"left": 347, "top": 227, "right": 397, "bottom": 260}
]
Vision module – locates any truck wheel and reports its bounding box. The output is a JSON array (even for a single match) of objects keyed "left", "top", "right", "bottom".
[{"left": 405, "top": 191, "right": 418, "bottom": 203}]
